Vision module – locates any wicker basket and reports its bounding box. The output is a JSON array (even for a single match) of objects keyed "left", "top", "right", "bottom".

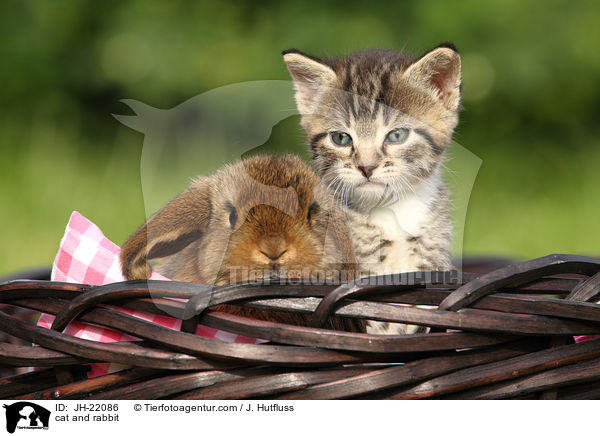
[{"left": 1, "top": 254, "right": 599, "bottom": 400}]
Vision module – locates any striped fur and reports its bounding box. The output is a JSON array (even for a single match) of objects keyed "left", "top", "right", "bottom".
[{"left": 284, "top": 45, "right": 462, "bottom": 334}]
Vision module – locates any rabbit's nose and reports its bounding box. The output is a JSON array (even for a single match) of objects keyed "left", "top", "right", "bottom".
[
  {"left": 259, "top": 235, "right": 289, "bottom": 264},
  {"left": 260, "top": 249, "right": 288, "bottom": 263},
  {"left": 260, "top": 249, "right": 287, "bottom": 271}
]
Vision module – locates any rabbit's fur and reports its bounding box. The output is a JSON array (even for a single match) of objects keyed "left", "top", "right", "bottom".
[{"left": 120, "top": 154, "right": 364, "bottom": 332}]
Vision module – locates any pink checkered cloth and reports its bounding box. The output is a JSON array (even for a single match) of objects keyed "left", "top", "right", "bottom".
[{"left": 38, "top": 211, "right": 261, "bottom": 378}]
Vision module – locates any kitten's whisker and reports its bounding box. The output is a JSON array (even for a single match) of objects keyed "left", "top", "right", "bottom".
[
  {"left": 396, "top": 172, "right": 418, "bottom": 198},
  {"left": 329, "top": 175, "right": 349, "bottom": 215}
]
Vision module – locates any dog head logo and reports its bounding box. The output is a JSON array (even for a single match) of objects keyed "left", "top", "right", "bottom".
[
  {"left": 3, "top": 402, "right": 50, "bottom": 433},
  {"left": 112, "top": 80, "right": 298, "bottom": 217}
]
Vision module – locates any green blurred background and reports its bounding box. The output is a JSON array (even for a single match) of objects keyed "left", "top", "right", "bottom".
[{"left": 1, "top": 0, "right": 599, "bottom": 276}]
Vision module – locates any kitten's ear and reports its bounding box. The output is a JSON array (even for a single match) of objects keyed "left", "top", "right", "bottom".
[
  {"left": 404, "top": 44, "right": 461, "bottom": 110},
  {"left": 282, "top": 49, "right": 337, "bottom": 114},
  {"left": 120, "top": 178, "right": 212, "bottom": 280}
]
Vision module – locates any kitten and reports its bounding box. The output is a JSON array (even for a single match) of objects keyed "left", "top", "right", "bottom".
[{"left": 283, "top": 44, "right": 461, "bottom": 334}]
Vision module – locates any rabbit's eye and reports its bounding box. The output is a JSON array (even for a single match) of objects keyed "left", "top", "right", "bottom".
[
  {"left": 228, "top": 205, "right": 238, "bottom": 228},
  {"left": 307, "top": 202, "right": 320, "bottom": 224}
]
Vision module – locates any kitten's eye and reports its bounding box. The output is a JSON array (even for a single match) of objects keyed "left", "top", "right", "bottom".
[
  {"left": 307, "top": 202, "right": 320, "bottom": 224},
  {"left": 330, "top": 132, "right": 353, "bottom": 146},
  {"left": 385, "top": 128, "right": 409, "bottom": 144},
  {"left": 228, "top": 206, "right": 238, "bottom": 228}
]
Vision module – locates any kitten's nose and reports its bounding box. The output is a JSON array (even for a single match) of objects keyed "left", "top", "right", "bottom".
[{"left": 358, "top": 165, "right": 377, "bottom": 179}]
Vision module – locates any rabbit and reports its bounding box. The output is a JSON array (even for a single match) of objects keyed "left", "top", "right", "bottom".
[{"left": 120, "top": 154, "right": 365, "bottom": 332}]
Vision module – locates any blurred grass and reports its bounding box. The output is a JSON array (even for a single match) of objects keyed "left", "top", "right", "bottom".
[
  {"left": 462, "top": 135, "right": 600, "bottom": 258},
  {"left": 1, "top": 0, "right": 599, "bottom": 275},
  {"left": 0, "top": 120, "right": 146, "bottom": 272},
  {"left": 1, "top": 118, "right": 598, "bottom": 275}
]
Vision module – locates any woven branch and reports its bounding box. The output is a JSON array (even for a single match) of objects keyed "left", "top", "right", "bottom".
[{"left": 0, "top": 254, "right": 599, "bottom": 399}]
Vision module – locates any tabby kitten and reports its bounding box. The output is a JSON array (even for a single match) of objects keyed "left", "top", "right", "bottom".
[{"left": 283, "top": 44, "right": 461, "bottom": 334}]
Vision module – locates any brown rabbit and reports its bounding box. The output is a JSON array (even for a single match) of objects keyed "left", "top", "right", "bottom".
[{"left": 120, "top": 154, "right": 364, "bottom": 332}]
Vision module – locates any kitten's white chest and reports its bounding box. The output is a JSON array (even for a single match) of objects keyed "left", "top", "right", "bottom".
[
  {"left": 370, "top": 191, "right": 431, "bottom": 240},
  {"left": 350, "top": 178, "right": 440, "bottom": 275}
]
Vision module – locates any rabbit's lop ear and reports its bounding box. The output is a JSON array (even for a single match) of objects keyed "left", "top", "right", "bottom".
[{"left": 120, "top": 178, "right": 212, "bottom": 280}]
